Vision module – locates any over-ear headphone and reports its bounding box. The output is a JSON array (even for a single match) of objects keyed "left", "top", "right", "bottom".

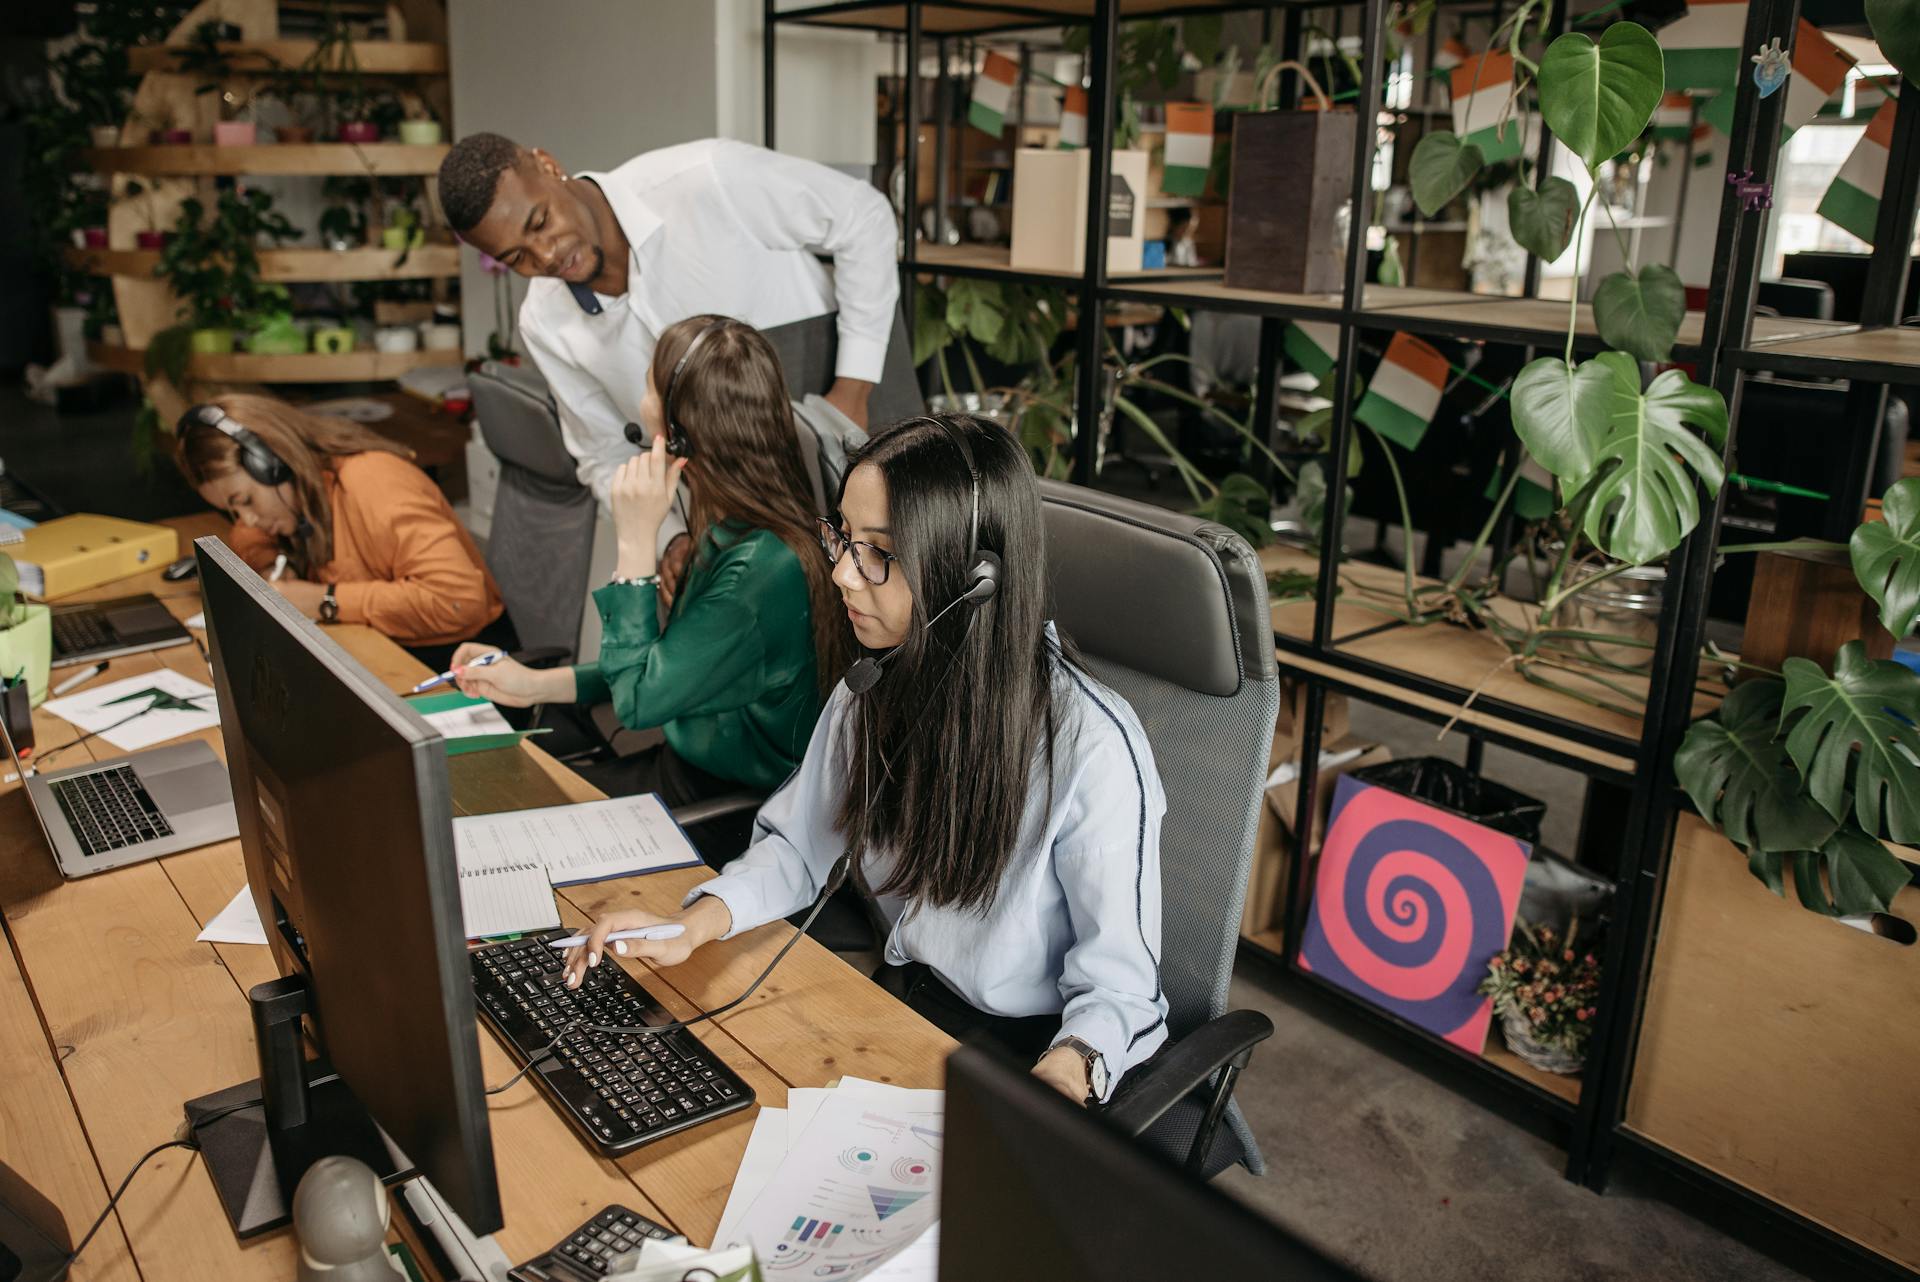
[
  {"left": 624, "top": 317, "right": 731, "bottom": 460},
  {"left": 179, "top": 403, "right": 292, "bottom": 487}
]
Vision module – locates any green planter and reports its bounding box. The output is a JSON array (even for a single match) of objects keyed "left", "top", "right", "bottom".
[
  {"left": 248, "top": 314, "right": 308, "bottom": 355},
  {"left": 0, "top": 605, "right": 53, "bottom": 708},
  {"left": 313, "top": 326, "right": 356, "bottom": 355},
  {"left": 190, "top": 327, "right": 235, "bottom": 354},
  {"left": 380, "top": 225, "right": 426, "bottom": 251}
]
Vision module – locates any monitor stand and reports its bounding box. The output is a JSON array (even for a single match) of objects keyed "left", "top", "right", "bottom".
[{"left": 184, "top": 975, "right": 414, "bottom": 1239}]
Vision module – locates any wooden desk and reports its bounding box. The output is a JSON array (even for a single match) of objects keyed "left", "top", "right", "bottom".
[{"left": 0, "top": 515, "right": 955, "bottom": 1279}]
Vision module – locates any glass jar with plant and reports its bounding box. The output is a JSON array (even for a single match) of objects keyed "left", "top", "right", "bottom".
[
  {"left": 149, "top": 187, "right": 301, "bottom": 367},
  {"left": 1478, "top": 917, "right": 1603, "bottom": 1074}
]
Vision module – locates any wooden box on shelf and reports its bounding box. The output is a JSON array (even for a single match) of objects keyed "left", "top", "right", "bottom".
[
  {"left": 1627, "top": 815, "right": 1920, "bottom": 1274},
  {"left": 1224, "top": 107, "right": 1356, "bottom": 294},
  {"left": 1740, "top": 545, "right": 1893, "bottom": 674},
  {"left": 1009, "top": 148, "right": 1149, "bottom": 274}
]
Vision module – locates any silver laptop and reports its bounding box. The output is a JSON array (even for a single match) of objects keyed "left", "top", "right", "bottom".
[{"left": 1, "top": 708, "right": 238, "bottom": 878}]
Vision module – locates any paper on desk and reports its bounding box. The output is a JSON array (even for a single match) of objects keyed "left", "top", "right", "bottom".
[
  {"left": 712, "top": 1106, "right": 787, "bottom": 1249},
  {"left": 185, "top": 611, "right": 205, "bottom": 629},
  {"left": 42, "top": 669, "right": 219, "bottom": 752},
  {"left": 420, "top": 699, "right": 515, "bottom": 741},
  {"left": 459, "top": 860, "right": 560, "bottom": 939},
  {"left": 453, "top": 793, "right": 703, "bottom": 888},
  {"left": 197, "top": 885, "right": 268, "bottom": 946}
]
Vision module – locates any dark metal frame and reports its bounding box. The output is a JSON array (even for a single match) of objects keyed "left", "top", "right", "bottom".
[{"left": 765, "top": 3, "right": 1920, "bottom": 1278}]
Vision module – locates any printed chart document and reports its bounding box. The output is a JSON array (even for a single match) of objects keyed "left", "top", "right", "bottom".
[
  {"left": 42, "top": 669, "right": 219, "bottom": 751},
  {"left": 455, "top": 793, "right": 703, "bottom": 887}
]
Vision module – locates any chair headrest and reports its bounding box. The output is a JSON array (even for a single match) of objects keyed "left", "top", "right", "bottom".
[
  {"left": 469, "top": 361, "right": 577, "bottom": 485},
  {"left": 1039, "top": 481, "right": 1268, "bottom": 698}
]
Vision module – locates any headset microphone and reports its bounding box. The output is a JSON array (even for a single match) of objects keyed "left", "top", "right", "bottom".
[{"left": 843, "top": 559, "right": 999, "bottom": 695}]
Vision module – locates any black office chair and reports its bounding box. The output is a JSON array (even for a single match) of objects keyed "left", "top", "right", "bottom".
[
  {"left": 1040, "top": 481, "right": 1279, "bottom": 1177},
  {"left": 1756, "top": 277, "right": 1835, "bottom": 321}
]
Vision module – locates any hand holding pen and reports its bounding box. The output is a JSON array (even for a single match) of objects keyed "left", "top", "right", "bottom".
[{"left": 412, "top": 650, "right": 505, "bottom": 694}]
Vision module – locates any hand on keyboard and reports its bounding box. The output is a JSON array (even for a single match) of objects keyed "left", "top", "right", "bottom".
[{"left": 562, "top": 897, "right": 732, "bottom": 989}]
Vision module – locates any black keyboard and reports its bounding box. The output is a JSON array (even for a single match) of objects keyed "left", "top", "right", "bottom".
[
  {"left": 508, "top": 1204, "right": 680, "bottom": 1282},
  {"left": 50, "top": 765, "right": 173, "bottom": 857},
  {"left": 51, "top": 611, "right": 114, "bottom": 657},
  {"left": 470, "top": 933, "right": 754, "bottom": 1156}
]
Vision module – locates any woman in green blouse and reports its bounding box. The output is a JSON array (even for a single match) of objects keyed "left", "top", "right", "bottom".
[{"left": 451, "top": 315, "right": 851, "bottom": 810}]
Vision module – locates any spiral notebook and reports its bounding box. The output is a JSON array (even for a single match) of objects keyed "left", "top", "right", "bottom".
[{"left": 458, "top": 860, "right": 562, "bottom": 940}]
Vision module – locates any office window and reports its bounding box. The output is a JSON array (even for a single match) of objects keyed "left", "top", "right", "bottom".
[{"left": 1772, "top": 122, "right": 1870, "bottom": 267}]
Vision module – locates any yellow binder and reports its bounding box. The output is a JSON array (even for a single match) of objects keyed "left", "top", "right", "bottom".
[{"left": 10, "top": 514, "right": 179, "bottom": 600}]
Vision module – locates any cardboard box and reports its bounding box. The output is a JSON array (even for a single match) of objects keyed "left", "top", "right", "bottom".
[
  {"left": 1275, "top": 678, "right": 1349, "bottom": 745},
  {"left": 1010, "top": 147, "right": 1150, "bottom": 274}
]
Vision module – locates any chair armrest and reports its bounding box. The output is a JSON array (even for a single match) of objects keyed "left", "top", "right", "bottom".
[
  {"left": 670, "top": 793, "right": 766, "bottom": 829},
  {"left": 512, "top": 646, "right": 573, "bottom": 670},
  {"left": 1101, "top": 1009, "right": 1274, "bottom": 1139}
]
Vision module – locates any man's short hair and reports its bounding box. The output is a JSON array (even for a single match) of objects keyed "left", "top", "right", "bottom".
[{"left": 438, "top": 132, "right": 525, "bottom": 233}]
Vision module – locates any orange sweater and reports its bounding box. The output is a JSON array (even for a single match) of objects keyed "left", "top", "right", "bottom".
[{"left": 230, "top": 451, "right": 505, "bottom": 647}]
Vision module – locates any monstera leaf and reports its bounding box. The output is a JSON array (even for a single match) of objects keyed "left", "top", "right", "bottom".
[
  {"left": 1577, "top": 353, "right": 1727, "bottom": 565},
  {"left": 1409, "top": 131, "right": 1484, "bottom": 216},
  {"left": 1864, "top": 0, "right": 1920, "bottom": 87},
  {"left": 1780, "top": 641, "right": 1920, "bottom": 843},
  {"left": 1507, "top": 178, "right": 1581, "bottom": 262},
  {"left": 1851, "top": 476, "right": 1920, "bottom": 638},
  {"left": 1593, "top": 264, "right": 1685, "bottom": 362},
  {"left": 1745, "top": 826, "right": 1916, "bottom": 917},
  {"left": 1511, "top": 355, "right": 1612, "bottom": 490},
  {"left": 1674, "top": 680, "right": 1839, "bottom": 853},
  {"left": 1538, "top": 22, "right": 1666, "bottom": 173}
]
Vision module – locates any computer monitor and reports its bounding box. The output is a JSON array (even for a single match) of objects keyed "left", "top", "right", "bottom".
[
  {"left": 184, "top": 537, "right": 501, "bottom": 1239},
  {"left": 939, "top": 1044, "right": 1363, "bottom": 1281}
]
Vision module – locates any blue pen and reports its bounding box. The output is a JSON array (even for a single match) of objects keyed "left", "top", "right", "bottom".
[{"left": 411, "top": 650, "right": 505, "bottom": 694}]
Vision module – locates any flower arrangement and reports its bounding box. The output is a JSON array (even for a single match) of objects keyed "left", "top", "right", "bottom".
[{"left": 1478, "top": 917, "right": 1601, "bottom": 1072}]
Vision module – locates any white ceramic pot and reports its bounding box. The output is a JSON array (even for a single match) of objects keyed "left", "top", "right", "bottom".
[
  {"left": 374, "top": 326, "right": 419, "bottom": 354},
  {"left": 419, "top": 322, "right": 462, "bottom": 351}
]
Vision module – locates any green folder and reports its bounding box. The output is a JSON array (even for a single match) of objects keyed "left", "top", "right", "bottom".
[{"left": 406, "top": 690, "right": 546, "bottom": 756}]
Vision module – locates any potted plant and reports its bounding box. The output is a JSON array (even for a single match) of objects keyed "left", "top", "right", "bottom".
[
  {"left": 319, "top": 176, "right": 371, "bottom": 250},
  {"left": 398, "top": 102, "right": 442, "bottom": 146},
  {"left": 123, "top": 179, "right": 172, "bottom": 250},
  {"left": 0, "top": 553, "right": 53, "bottom": 710},
  {"left": 1478, "top": 917, "right": 1602, "bottom": 1074},
  {"left": 151, "top": 187, "right": 301, "bottom": 365},
  {"left": 246, "top": 284, "right": 307, "bottom": 355}
]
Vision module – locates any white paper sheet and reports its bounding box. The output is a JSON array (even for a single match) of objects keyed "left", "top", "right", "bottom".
[
  {"left": 421, "top": 700, "right": 516, "bottom": 740},
  {"left": 41, "top": 669, "right": 219, "bottom": 752},
  {"left": 185, "top": 611, "right": 205, "bottom": 629},
  {"left": 197, "top": 885, "right": 268, "bottom": 945},
  {"left": 712, "top": 1106, "right": 788, "bottom": 1249},
  {"left": 458, "top": 861, "right": 561, "bottom": 939},
  {"left": 452, "top": 793, "right": 702, "bottom": 887}
]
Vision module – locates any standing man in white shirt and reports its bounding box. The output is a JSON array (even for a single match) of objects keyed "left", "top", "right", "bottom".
[{"left": 439, "top": 133, "right": 918, "bottom": 513}]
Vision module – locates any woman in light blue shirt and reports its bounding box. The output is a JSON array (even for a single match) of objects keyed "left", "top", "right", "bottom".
[{"left": 564, "top": 415, "right": 1168, "bottom": 1105}]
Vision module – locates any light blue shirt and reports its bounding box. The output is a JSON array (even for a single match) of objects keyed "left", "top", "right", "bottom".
[{"left": 687, "top": 652, "right": 1169, "bottom": 1100}]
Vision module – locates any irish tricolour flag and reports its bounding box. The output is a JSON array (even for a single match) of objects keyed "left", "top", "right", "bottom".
[
  {"left": 1485, "top": 451, "right": 1556, "bottom": 521},
  {"left": 1434, "top": 36, "right": 1468, "bottom": 71},
  {"left": 1700, "top": 20, "right": 1854, "bottom": 136},
  {"left": 1452, "top": 51, "right": 1522, "bottom": 164},
  {"left": 1356, "top": 334, "right": 1449, "bottom": 451},
  {"left": 1058, "top": 84, "right": 1087, "bottom": 148},
  {"left": 969, "top": 51, "right": 1019, "bottom": 136},
  {"left": 1653, "top": 92, "right": 1695, "bottom": 141},
  {"left": 1161, "top": 102, "right": 1213, "bottom": 197},
  {"left": 1284, "top": 321, "right": 1340, "bottom": 380},
  {"left": 1818, "top": 97, "right": 1898, "bottom": 244},
  {"left": 1658, "top": 0, "right": 1747, "bottom": 90}
]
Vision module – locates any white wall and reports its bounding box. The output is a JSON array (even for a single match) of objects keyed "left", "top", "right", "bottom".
[{"left": 715, "top": 0, "right": 882, "bottom": 165}]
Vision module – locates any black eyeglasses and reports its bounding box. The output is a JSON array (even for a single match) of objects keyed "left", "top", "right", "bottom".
[{"left": 816, "top": 517, "right": 896, "bottom": 586}]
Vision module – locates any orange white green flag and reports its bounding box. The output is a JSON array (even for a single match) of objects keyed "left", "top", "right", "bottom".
[
  {"left": 1451, "top": 51, "right": 1522, "bottom": 163},
  {"left": 969, "top": 51, "right": 1019, "bottom": 136},
  {"left": 1653, "top": 92, "right": 1695, "bottom": 141},
  {"left": 1434, "top": 36, "right": 1468, "bottom": 71},
  {"left": 1658, "top": 0, "right": 1748, "bottom": 90},
  {"left": 1700, "top": 20, "right": 1854, "bottom": 136},
  {"left": 1817, "top": 97, "right": 1898, "bottom": 244},
  {"left": 1356, "top": 333, "right": 1450, "bottom": 450},
  {"left": 1161, "top": 102, "right": 1213, "bottom": 196},
  {"left": 1284, "top": 321, "right": 1340, "bottom": 380}
]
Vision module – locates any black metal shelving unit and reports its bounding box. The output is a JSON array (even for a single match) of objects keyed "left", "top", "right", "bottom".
[{"left": 764, "top": 2, "right": 1920, "bottom": 1278}]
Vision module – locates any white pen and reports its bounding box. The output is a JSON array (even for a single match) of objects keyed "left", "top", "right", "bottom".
[
  {"left": 52, "top": 663, "right": 105, "bottom": 696},
  {"left": 547, "top": 924, "right": 686, "bottom": 950},
  {"left": 269, "top": 554, "right": 288, "bottom": 583},
  {"left": 411, "top": 650, "right": 505, "bottom": 694}
]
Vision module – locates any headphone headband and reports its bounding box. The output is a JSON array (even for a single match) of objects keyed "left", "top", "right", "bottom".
[
  {"left": 180, "top": 403, "right": 293, "bottom": 488},
  {"left": 662, "top": 317, "right": 731, "bottom": 459}
]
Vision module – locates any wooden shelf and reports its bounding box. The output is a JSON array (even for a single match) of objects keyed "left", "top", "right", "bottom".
[
  {"left": 83, "top": 143, "right": 447, "bottom": 176},
  {"left": 1744, "top": 324, "right": 1920, "bottom": 381},
  {"left": 67, "top": 244, "right": 460, "bottom": 282},
  {"left": 907, "top": 241, "right": 1224, "bottom": 285},
  {"left": 88, "top": 341, "right": 456, "bottom": 383},
  {"left": 127, "top": 39, "right": 447, "bottom": 75},
  {"left": 787, "top": 0, "right": 1238, "bottom": 33}
]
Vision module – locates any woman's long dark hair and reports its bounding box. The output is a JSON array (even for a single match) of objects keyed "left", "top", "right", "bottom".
[
  {"left": 654, "top": 314, "right": 852, "bottom": 698},
  {"left": 836, "top": 414, "right": 1070, "bottom": 914}
]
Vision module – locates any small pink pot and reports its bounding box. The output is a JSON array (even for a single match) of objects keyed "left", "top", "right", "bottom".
[
  {"left": 82, "top": 227, "right": 109, "bottom": 249},
  {"left": 338, "top": 121, "right": 380, "bottom": 144},
  {"left": 213, "top": 120, "right": 257, "bottom": 146},
  {"left": 162, "top": 128, "right": 194, "bottom": 145},
  {"left": 136, "top": 230, "right": 170, "bottom": 250}
]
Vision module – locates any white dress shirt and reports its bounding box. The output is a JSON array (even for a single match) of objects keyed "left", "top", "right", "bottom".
[
  {"left": 688, "top": 648, "right": 1170, "bottom": 1101},
  {"left": 517, "top": 139, "right": 899, "bottom": 505}
]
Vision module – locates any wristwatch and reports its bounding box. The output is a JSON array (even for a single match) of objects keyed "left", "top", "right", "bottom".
[
  {"left": 318, "top": 583, "right": 339, "bottom": 623},
  {"left": 1050, "top": 1036, "right": 1108, "bottom": 1104}
]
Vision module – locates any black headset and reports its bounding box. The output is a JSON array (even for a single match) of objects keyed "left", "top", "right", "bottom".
[
  {"left": 180, "top": 404, "right": 292, "bottom": 487},
  {"left": 622, "top": 316, "right": 731, "bottom": 460},
  {"left": 844, "top": 415, "right": 1001, "bottom": 694}
]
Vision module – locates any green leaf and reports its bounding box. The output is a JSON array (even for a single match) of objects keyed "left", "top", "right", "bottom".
[
  {"left": 1507, "top": 178, "right": 1581, "bottom": 262},
  {"left": 1510, "top": 355, "right": 1611, "bottom": 490},
  {"left": 1538, "top": 22, "right": 1665, "bottom": 173},
  {"left": 1780, "top": 641, "right": 1920, "bottom": 843},
  {"left": 1746, "top": 848, "right": 1787, "bottom": 898},
  {"left": 1674, "top": 679, "right": 1839, "bottom": 853},
  {"left": 1788, "top": 852, "right": 1843, "bottom": 915},
  {"left": 912, "top": 286, "right": 953, "bottom": 368},
  {"left": 1865, "top": 0, "right": 1920, "bottom": 87},
  {"left": 1191, "top": 472, "right": 1273, "bottom": 547},
  {"left": 144, "top": 323, "right": 194, "bottom": 385},
  {"left": 1409, "top": 132, "right": 1484, "bottom": 217},
  {"left": 1181, "top": 14, "right": 1224, "bottom": 66},
  {"left": 1377, "top": 235, "right": 1404, "bottom": 287},
  {"left": 1850, "top": 476, "right": 1920, "bottom": 638},
  {"left": 1820, "top": 824, "right": 1915, "bottom": 915},
  {"left": 1592, "top": 264, "right": 1685, "bottom": 362},
  {"left": 1579, "top": 353, "right": 1727, "bottom": 564}
]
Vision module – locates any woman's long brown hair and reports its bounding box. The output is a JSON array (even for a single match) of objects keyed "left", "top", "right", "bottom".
[
  {"left": 653, "top": 315, "right": 852, "bottom": 698},
  {"left": 171, "top": 393, "right": 413, "bottom": 575}
]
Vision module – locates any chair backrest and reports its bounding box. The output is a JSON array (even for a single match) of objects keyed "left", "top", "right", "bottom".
[
  {"left": 469, "top": 361, "right": 596, "bottom": 654},
  {"left": 1039, "top": 482, "right": 1279, "bottom": 1044},
  {"left": 1757, "top": 277, "right": 1835, "bottom": 321}
]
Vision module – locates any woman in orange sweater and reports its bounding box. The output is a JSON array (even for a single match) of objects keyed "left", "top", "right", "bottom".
[{"left": 173, "top": 393, "right": 512, "bottom": 670}]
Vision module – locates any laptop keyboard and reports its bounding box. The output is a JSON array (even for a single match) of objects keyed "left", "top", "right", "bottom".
[
  {"left": 51, "top": 611, "right": 113, "bottom": 656},
  {"left": 49, "top": 766, "right": 174, "bottom": 857}
]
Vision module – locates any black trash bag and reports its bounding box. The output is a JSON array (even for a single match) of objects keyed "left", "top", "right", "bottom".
[{"left": 1351, "top": 756, "right": 1546, "bottom": 845}]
